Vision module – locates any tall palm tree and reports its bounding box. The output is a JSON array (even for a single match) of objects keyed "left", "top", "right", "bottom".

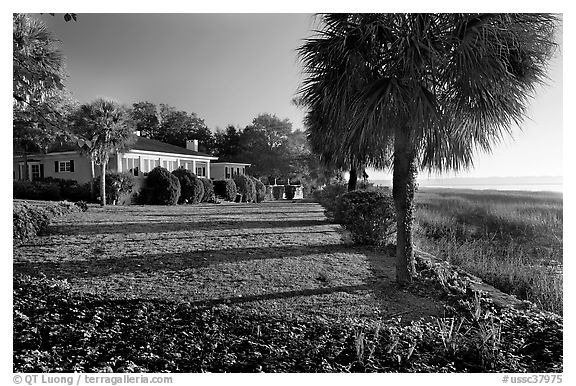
[
  {"left": 298, "top": 13, "right": 558, "bottom": 284},
  {"left": 298, "top": 15, "right": 393, "bottom": 190},
  {"left": 69, "top": 99, "right": 135, "bottom": 206},
  {"left": 13, "top": 13, "right": 67, "bottom": 180}
]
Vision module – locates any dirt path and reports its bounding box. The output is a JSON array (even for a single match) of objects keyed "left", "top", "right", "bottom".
[{"left": 14, "top": 201, "right": 445, "bottom": 322}]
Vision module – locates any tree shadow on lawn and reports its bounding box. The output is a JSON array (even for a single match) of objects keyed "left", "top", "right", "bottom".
[
  {"left": 14, "top": 242, "right": 445, "bottom": 322},
  {"left": 14, "top": 243, "right": 360, "bottom": 279},
  {"left": 28, "top": 229, "right": 342, "bottom": 248},
  {"left": 48, "top": 219, "right": 330, "bottom": 236}
]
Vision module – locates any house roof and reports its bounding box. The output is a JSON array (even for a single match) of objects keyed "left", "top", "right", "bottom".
[
  {"left": 212, "top": 161, "right": 252, "bottom": 166},
  {"left": 128, "top": 136, "right": 215, "bottom": 158}
]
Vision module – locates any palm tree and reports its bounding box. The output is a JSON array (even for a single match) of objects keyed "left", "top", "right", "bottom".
[
  {"left": 298, "top": 13, "right": 558, "bottom": 284},
  {"left": 296, "top": 17, "right": 393, "bottom": 191},
  {"left": 69, "top": 99, "right": 135, "bottom": 206},
  {"left": 13, "top": 13, "right": 67, "bottom": 180}
]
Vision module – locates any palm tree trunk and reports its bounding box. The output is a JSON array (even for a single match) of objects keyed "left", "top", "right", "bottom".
[
  {"left": 392, "top": 126, "right": 417, "bottom": 285},
  {"left": 348, "top": 166, "right": 358, "bottom": 191},
  {"left": 100, "top": 162, "right": 107, "bottom": 206},
  {"left": 90, "top": 159, "right": 96, "bottom": 201}
]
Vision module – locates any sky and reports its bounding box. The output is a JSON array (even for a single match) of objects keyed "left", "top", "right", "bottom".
[{"left": 35, "top": 13, "right": 563, "bottom": 180}]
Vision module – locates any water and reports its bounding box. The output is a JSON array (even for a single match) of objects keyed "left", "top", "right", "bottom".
[
  {"left": 420, "top": 184, "right": 563, "bottom": 192},
  {"left": 372, "top": 181, "right": 563, "bottom": 193}
]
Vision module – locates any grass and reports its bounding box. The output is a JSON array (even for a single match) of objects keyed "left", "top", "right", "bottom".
[
  {"left": 13, "top": 201, "right": 444, "bottom": 323},
  {"left": 13, "top": 199, "right": 563, "bottom": 372},
  {"left": 414, "top": 188, "right": 563, "bottom": 314}
]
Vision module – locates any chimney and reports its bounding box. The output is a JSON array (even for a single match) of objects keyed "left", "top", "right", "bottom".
[{"left": 186, "top": 139, "right": 199, "bottom": 152}]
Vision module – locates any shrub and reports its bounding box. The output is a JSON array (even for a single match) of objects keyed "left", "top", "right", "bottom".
[
  {"left": 285, "top": 185, "right": 297, "bottom": 200},
  {"left": 272, "top": 185, "right": 285, "bottom": 200},
  {"left": 313, "top": 183, "right": 348, "bottom": 219},
  {"left": 264, "top": 185, "right": 274, "bottom": 201},
  {"left": 13, "top": 201, "right": 85, "bottom": 244},
  {"left": 233, "top": 175, "right": 256, "bottom": 203},
  {"left": 14, "top": 179, "right": 92, "bottom": 202},
  {"left": 61, "top": 182, "right": 92, "bottom": 202},
  {"left": 251, "top": 177, "right": 266, "bottom": 203},
  {"left": 198, "top": 178, "right": 215, "bottom": 203},
  {"left": 145, "top": 167, "right": 181, "bottom": 205},
  {"left": 94, "top": 172, "right": 135, "bottom": 205},
  {"left": 172, "top": 168, "right": 204, "bottom": 204},
  {"left": 13, "top": 204, "right": 50, "bottom": 243},
  {"left": 214, "top": 179, "right": 237, "bottom": 202},
  {"left": 13, "top": 180, "right": 62, "bottom": 201},
  {"left": 334, "top": 190, "right": 396, "bottom": 245},
  {"left": 13, "top": 180, "right": 37, "bottom": 200}
]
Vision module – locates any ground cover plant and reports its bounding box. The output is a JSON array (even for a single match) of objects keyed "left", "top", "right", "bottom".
[
  {"left": 13, "top": 258, "right": 562, "bottom": 373},
  {"left": 13, "top": 201, "right": 562, "bottom": 372},
  {"left": 414, "top": 188, "right": 563, "bottom": 315}
]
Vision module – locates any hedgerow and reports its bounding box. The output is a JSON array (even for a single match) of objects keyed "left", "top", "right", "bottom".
[
  {"left": 213, "top": 179, "right": 237, "bottom": 202},
  {"left": 144, "top": 167, "right": 181, "bottom": 205},
  {"left": 233, "top": 175, "right": 256, "bottom": 203},
  {"left": 200, "top": 178, "right": 215, "bottom": 203},
  {"left": 172, "top": 168, "right": 204, "bottom": 204},
  {"left": 251, "top": 177, "right": 266, "bottom": 203}
]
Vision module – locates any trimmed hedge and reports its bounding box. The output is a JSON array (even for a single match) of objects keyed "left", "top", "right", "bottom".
[
  {"left": 213, "top": 179, "right": 237, "bottom": 202},
  {"left": 251, "top": 177, "right": 266, "bottom": 203},
  {"left": 200, "top": 178, "right": 215, "bottom": 203},
  {"left": 233, "top": 175, "right": 256, "bottom": 203},
  {"left": 172, "top": 169, "right": 204, "bottom": 204},
  {"left": 14, "top": 179, "right": 92, "bottom": 203},
  {"left": 144, "top": 167, "right": 181, "bottom": 205},
  {"left": 313, "top": 183, "right": 348, "bottom": 220},
  {"left": 94, "top": 172, "right": 135, "bottom": 205},
  {"left": 334, "top": 190, "right": 396, "bottom": 245},
  {"left": 272, "top": 185, "right": 285, "bottom": 200},
  {"left": 13, "top": 201, "right": 87, "bottom": 244},
  {"left": 284, "top": 185, "right": 297, "bottom": 200},
  {"left": 264, "top": 185, "right": 274, "bottom": 201},
  {"left": 14, "top": 180, "right": 61, "bottom": 201}
]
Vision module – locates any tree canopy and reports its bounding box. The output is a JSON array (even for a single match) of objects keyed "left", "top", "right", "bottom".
[
  {"left": 298, "top": 13, "right": 558, "bottom": 283},
  {"left": 69, "top": 98, "right": 135, "bottom": 205}
]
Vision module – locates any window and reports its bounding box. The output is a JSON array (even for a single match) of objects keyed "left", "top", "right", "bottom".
[
  {"left": 59, "top": 161, "right": 72, "bottom": 172},
  {"left": 225, "top": 167, "right": 230, "bottom": 179},
  {"left": 31, "top": 164, "right": 40, "bottom": 180},
  {"left": 196, "top": 166, "right": 206, "bottom": 177}
]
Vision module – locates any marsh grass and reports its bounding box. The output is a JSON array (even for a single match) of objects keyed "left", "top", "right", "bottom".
[{"left": 415, "top": 188, "right": 563, "bottom": 314}]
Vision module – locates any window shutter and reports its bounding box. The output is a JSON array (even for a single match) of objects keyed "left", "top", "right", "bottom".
[
  {"left": 70, "top": 160, "right": 75, "bottom": 172},
  {"left": 40, "top": 164, "right": 45, "bottom": 179},
  {"left": 55, "top": 161, "right": 59, "bottom": 173}
]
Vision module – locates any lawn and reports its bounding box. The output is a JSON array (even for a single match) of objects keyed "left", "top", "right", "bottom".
[
  {"left": 14, "top": 201, "right": 443, "bottom": 323},
  {"left": 414, "top": 188, "right": 563, "bottom": 314},
  {"left": 13, "top": 199, "right": 563, "bottom": 373}
]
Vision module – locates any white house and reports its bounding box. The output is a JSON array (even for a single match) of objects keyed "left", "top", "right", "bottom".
[
  {"left": 13, "top": 137, "right": 219, "bottom": 183},
  {"left": 210, "top": 161, "right": 251, "bottom": 180}
]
